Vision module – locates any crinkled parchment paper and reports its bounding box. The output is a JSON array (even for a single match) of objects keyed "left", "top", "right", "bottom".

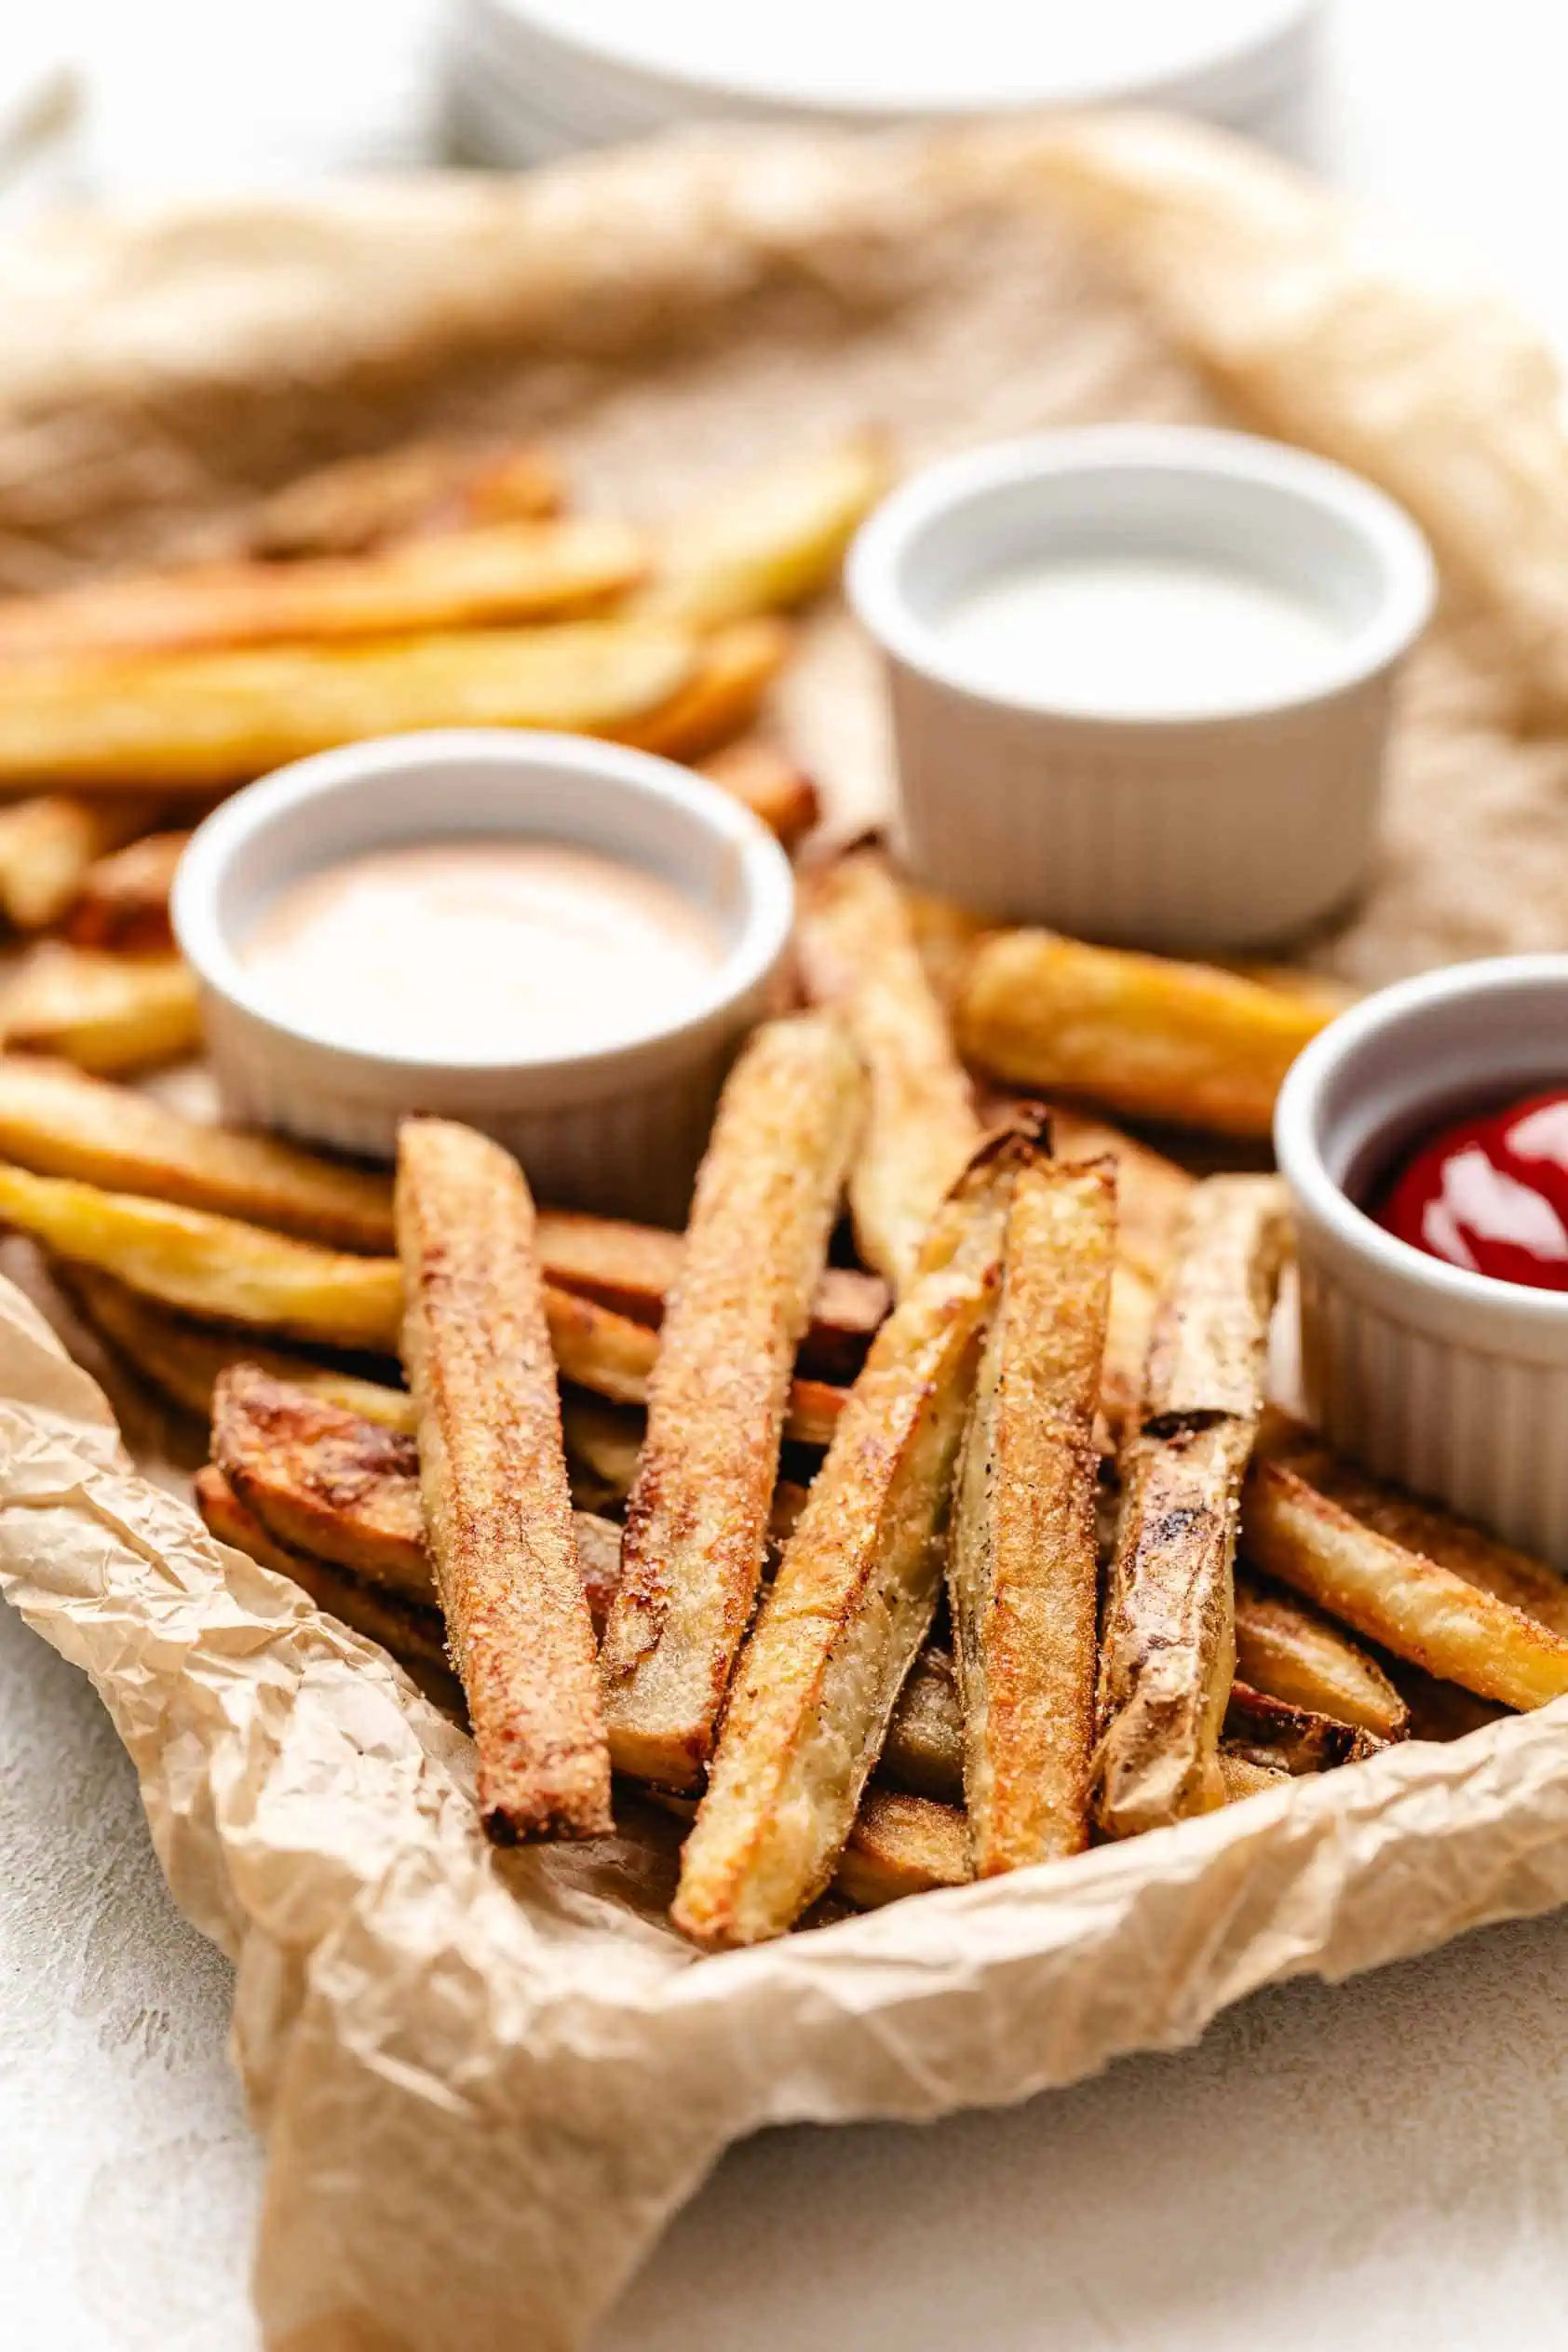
[{"left": 6, "top": 113, "right": 1568, "bottom": 2352}]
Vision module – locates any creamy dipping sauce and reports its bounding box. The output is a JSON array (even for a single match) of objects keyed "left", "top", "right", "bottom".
[
  {"left": 242, "top": 840, "right": 725, "bottom": 1059},
  {"left": 935, "top": 551, "right": 1345, "bottom": 716}
]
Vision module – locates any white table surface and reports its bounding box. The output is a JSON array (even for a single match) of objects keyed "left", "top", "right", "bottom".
[{"left": 10, "top": 5, "right": 1568, "bottom": 2345}]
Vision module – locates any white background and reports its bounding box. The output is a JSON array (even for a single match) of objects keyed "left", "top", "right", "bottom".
[{"left": 7, "top": 5, "right": 1568, "bottom": 2345}]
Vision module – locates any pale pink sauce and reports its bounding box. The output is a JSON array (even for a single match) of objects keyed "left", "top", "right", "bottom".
[{"left": 242, "top": 840, "right": 724, "bottom": 1058}]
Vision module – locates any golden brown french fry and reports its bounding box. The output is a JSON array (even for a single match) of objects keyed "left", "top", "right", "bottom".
[
  {"left": 212, "top": 1361, "right": 427, "bottom": 1602},
  {"left": 65, "top": 830, "right": 189, "bottom": 953},
  {"left": 1096, "top": 1176, "right": 1288, "bottom": 1838},
  {"left": 906, "top": 886, "right": 989, "bottom": 1005},
  {"left": 949, "top": 1156, "right": 1114, "bottom": 1872},
  {"left": 1217, "top": 1750, "right": 1291, "bottom": 1802},
  {"left": 0, "top": 1161, "right": 401, "bottom": 1348},
  {"left": 798, "top": 847, "right": 982, "bottom": 1294},
  {"left": 621, "top": 617, "right": 790, "bottom": 764},
  {"left": 557, "top": 1389, "right": 644, "bottom": 1512},
  {"left": 210, "top": 1363, "right": 625, "bottom": 1633},
  {"left": 64, "top": 1262, "right": 408, "bottom": 1428},
  {"left": 695, "top": 738, "right": 819, "bottom": 850},
  {"left": 1099, "top": 1258, "right": 1157, "bottom": 1440},
  {"left": 602, "top": 1012, "right": 863, "bottom": 1788},
  {"left": 247, "top": 440, "right": 562, "bottom": 558},
  {"left": 0, "top": 794, "right": 166, "bottom": 930},
  {"left": 546, "top": 1283, "right": 846, "bottom": 1449},
  {"left": 19, "top": 1152, "right": 847, "bottom": 1433},
  {"left": 957, "top": 931, "right": 1335, "bottom": 1138},
  {"left": 672, "top": 1128, "right": 1027, "bottom": 1947},
  {"left": 1244, "top": 1453, "right": 1568, "bottom": 1711},
  {"left": 195, "top": 1462, "right": 465, "bottom": 1713},
  {"left": 1234, "top": 1570, "right": 1409, "bottom": 1738},
  {"left": 534, "top": 1204, "right": 886, "bottom": 1382},
  {"left": 0, "top": 1061, "right": 879, "bottom": 1348},
  {"left": 639, "top": 439, "right": 890, "bottom": 629},
  {"left": 0, "top": 1055, "right": 395, "bottom": 1250},
  {"left": 1381, "top": 1657, "right": 1509, "bottom": 1744},
  {"left": 0, "top": 946, "right": 201, "bottom": 1075},
  {"left": 1258, "top": 1423, "right": 1568, "bottom": 1641},
  {"left": 833, "top": 1787, "right": 972, "bottom": 1910},
  {"left": 0, "top": 620, "right": 697, "bottom": 794},
  {"left": 0, "top": 520, "right": 648, "bottom": 660},
  {"left": 1047, "top": 1105, "right": 1196, "bottom": 1289},
  {"left": 398, "top": 1118, "right": 612, "bottom": 1844},
  {"left": 881, "top": 1645, "right": 964, "bottom": 1803},
  {"left": 1223, "top": 1680, "right": 1387, "bottom": 1772}
]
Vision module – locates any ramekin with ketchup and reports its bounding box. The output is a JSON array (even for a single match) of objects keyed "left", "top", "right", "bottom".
[{"left": 1276, "top": 956, "right": 1568, "bottom": 1563}]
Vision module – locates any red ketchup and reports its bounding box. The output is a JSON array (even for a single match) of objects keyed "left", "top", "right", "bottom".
[{"left": 1373, "top": 1089, "right": 1568, "bottom": 1291}]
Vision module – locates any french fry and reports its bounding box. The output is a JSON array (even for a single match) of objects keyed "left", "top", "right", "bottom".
[
  {"left": 195, "top": 1463, "right": 465, "bottom": 1714},
  {"left": 798, "top": 847, "right": 982, "bottom": 1294},
  {"left": 1234, "top": 1569, "right": 1409, "bottom": 1738},
  {"left": 1217, "top": 1750, "right": 1291, "bottom": 1802},
  {"left": 0, "top": 794, "right": 166, "bottom": 930},
  {"left": 210, "top": 1364, "right": 625, "bottom": 1631},
  {"left": 248, "top": 440, "right": 562, "bottom": 558},
  {"left": 534, "top": 1205, "right": 886, "bottom": 1382},
  {"left": 0, "top": 519, "right": 648, "bottom": 659},
  {"left": 64, "top": 1263, "right": 411, "bottom": 1429},
  {"left": 1100, "top": 1258, "right": 1157, "bottom": 1440},
  {"left": 0, "top": 1162, "right": 402, "bottom": 1348},
  {"left": 1047, "top": 1105, "right": 1196, "bottom": 1289},
  {"left": 545, "top": 1283, "right": 846, "bottom": 1449},
  {"left": 695, "top": 738, "right": 819, "bottom": 850},
  {"left": 906, "top": 886, "right": 989, "bottom": 1006},
  {"left": 212, "top": 1361, "right": 427, "bottom": 1602},
  {"left": 882, "top": 1645, "right": 964, "bottom": 1803},
  {"left": 397, "top": 1118, "right": 611, "bottom": 1843},
  {"left": 0, "top": 620, "right": 698, "bottom": 794},
  {"left": 557, "top": 1388, "right": 645, "bottom": 1513},
  {"left": 0, "top": 946, "right": 201, "bottom": 1075},
  {"left": 639, "top": 439, "right": 890, "bottom": 629},
  {"left": 1096, "top": 1176, "right": 1289, "bottom": 1837},
  {"left": 833, "top": 1788, "right": 972, "bottom": 1910},
  {"left": 1223, "top": 1681, "right": 1387, "bottom": 1773},
  {"left": 621, "top": 617, "right": 790, "bottom": 764},
  {"left": 602, "top": 1012, "right": 863, "bottom": 1788},
  {"left": 1258, "top": 1422, "right": 1568, "bottom": 1641},
  {"left": 65, "top": 830, "right": 190, "bottom": 953},
  {"left": 672, "top": 1128, "right": 1026, "bottom": 1947},
  {"left": 0, "top": 1055, "right": 396, "bottom": 1250},
  {"left": 948, "top": 1156, "right": 1115, "bottom": 1872},
  {"left": 956, "top": 931, "right": 1335, "bottom": 1137},
  {"left": 1381, "top": 1657, "right": 1509, "bottom": 1744},
  {"left": 0, "top": 1062, "right": 881, "bottom": 1356},
  {"left": 1243, "top": 1453, "right": 1568, "bottom": 1711},
  {"left": 0, "top": 1157, "right": 853, "bottom": 1431},
  {"left": 838, "top": 1737, "right": 1296, "bottom": 1912}
]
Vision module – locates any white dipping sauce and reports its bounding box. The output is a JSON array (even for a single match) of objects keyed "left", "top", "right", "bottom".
[
  {"left": 936, "top": 550, "right": 1344, "bottom": 715},
  {"left": 242, "top": 840, "right": 725, "bottom": 1060}
]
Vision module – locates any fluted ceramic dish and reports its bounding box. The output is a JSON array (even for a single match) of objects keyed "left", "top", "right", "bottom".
[
  {"left": 1276, "top": 954, "right": 1568, "bottom": 1562},
  {"left": 848, "top": 424, "right": 1434, "bottom": 953},
  {"left": 173, "top": 729, "right": 794, "bottom": 1224}
]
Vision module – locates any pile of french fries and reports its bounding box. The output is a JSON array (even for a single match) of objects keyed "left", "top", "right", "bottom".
[
  {"left": 0, "top": 434, "right": 887, "bottom": 1074},
  {"left": 0, "top": 429, "right": 1563, "bottom": 1947},
  {"left": 0, "top": 852, "right": 1561, "bottom": 1940}
]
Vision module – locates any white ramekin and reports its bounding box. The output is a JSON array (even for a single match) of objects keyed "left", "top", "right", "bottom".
[
  {"left": 172, "top": 730, "right": 794, "bottom": 1224},
  {"left": 1276, "top": 955, "right": 1568, "bottom": 1564},
  {"left": 847, "top": 426, "right": 1435, "bottom": 954}
]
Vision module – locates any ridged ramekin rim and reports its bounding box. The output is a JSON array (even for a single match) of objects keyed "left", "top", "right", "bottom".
[
  {"left": 1275, "top": 952, "right": 1568, "bottom": 1340},
  {"left": 846, "top": 422, "right": 1436, "bottom": 733},
  {"left": 172, "top": 728, "right": 795, "bottom": 1088}
]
